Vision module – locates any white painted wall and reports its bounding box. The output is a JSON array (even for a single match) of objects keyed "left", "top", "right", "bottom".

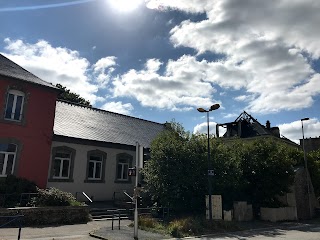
[{"left": 47, "top": 141, "right": 135, "bottom": 201}]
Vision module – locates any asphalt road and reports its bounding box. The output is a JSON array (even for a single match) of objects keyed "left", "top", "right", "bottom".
[{"left": 184, "top": 222, "right": 320, "bottom": 240}]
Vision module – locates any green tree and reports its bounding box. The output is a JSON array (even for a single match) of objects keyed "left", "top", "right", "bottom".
[
  {"left": 56, "top": 83, "right": 91, "bottom": 106},
  {"left": 307, "top": 149, "right": 320, "bottom": 197},
  {"left": 143, "top": 122, "right": 207, "bottom": 213},
  {"left": 240, "top": 139, "right": 297, "bottom": 209},
  {"left": 144, "top": 122, "right": 299, "bottom": 214}
]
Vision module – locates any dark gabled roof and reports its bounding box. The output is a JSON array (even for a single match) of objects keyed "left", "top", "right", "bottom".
[
  {"left": 0, "top": 54, "right": 58, "bottom": 90},
  {"left": 218, "top": 111, "right": 272, "bottom": 138},
  {"left": 217, "top": 111, "right": 299, "bottom": 146},
  {"left": 53, "top": 101, "right": 165, "bottom": 148}
]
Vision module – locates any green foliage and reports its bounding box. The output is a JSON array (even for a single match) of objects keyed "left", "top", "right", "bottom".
[
  {"left": 29, "top": 187, "right": 81, "bottom": 207},
  {"left": 168, "top": 217, "right": 202, "bottom": 237},
  {"left": 143, "top": 121, "right": 207, "bottom": 212},
  {"left": 137, "top": 215, "right": 240, "bottom": 237},
  {"left": 240, "top": 139, "right": 296, "bottom": 209},
  {"left": 0, "top": 175, "right": 37, "bottom": 207},
  {"left": 56, "top": 83, "right": 91, "bottom": 106},
  {"left": 143, "top": 120, "right": 299, "bottom": 214},
  {"left": 307, "top": 149, "right": 320, "bottom": 197}
]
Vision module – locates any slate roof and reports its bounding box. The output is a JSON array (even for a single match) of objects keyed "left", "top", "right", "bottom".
[
  {"left": 53, "top": 101, "right": 165, "bottom": 148},
  {"left": 0, "top": 54, "right": 58, "bottom": 89}
]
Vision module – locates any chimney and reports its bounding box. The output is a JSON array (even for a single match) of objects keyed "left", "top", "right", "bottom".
[{"left": 266, "top": 120, "right": 271, "bottom": 129}]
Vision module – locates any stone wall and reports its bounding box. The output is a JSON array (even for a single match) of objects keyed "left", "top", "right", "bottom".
[{"left": 0, "top": 206, "right": 90, "bottom": 226}]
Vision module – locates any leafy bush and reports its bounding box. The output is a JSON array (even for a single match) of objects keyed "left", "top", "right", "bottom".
[
  {"left": 137, "top": 215, "right": 240, "bottom": 237},
  {"left": 29, "top": 187, "right": 81, "bottom": 207},
  {"left": 0, "top": 175, "right": 37, "bottom": 207},
  {"left": 168, "top": 217, "right": 201, "bottom": 237}
]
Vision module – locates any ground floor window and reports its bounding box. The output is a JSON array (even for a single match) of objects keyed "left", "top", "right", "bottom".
[
  {"left": 53, "top": 152, "right": 71, "bottom": 179},
  {"left": 116, "top": 153, "right": 133, "bottom": 182},
  {"left": 0, "top": 143, "right": 16, "bottom": 176},
  {"left": 49, "top": 146, "right": 75, "bottom": 182},
  {"left": 86, "top": 150, "right": 107, "bottom": 182}
]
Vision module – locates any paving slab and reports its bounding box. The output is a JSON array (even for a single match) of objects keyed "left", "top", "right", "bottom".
[{"left": 90, "top": 225, "right": 171, "bottom": 240}]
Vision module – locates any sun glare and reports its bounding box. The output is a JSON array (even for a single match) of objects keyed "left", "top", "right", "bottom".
[{"left": 108, "top": 0, "right": 142, "bottom": 12}]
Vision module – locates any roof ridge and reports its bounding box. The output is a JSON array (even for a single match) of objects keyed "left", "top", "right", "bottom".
[{"left": 57, "top": 100, "right": 164, "bottom": 126}]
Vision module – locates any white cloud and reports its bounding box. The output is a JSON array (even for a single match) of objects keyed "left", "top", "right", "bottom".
[
  {"left": 2, "top": 38, "right": 117, "bottom": 105},
  {"left": 278, "top": 118, "right": 320, "bottom": 144},
  {"left": 223, "top": 113, "right": 238, "bottom": 119},
  {"left": 112, "top": 55, "right": 218, "bottom": 111},
  {"left": 92, "top": 56, "right": 117, "bottom": 87},
  {"left": 101, "top": 101, "right": 134, "bottom": 115},
  {"left": 193, "top": 121, "right": 226, "bottom": 136},
  {"left": 146, "top": 0, "right": 320, "bottom": 114}
]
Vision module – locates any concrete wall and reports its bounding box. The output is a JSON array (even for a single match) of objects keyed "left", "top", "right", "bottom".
[
  {"left": 260, "top": 207, "right": 297, "bottom": 222},
  {"left": 47, "top": 141, "right": 136, "bottom": 201},
  {"left": 233, "top": 201, "right": 253, "bottom": 221}
]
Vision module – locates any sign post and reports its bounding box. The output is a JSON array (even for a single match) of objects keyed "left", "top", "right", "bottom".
[{"left": 133, "top": 142, "right": 143, "bottom": 240}]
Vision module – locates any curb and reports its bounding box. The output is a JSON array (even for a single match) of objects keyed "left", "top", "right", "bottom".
[{"left": 89, "top": 231, "right": 108, "bottom": 240}]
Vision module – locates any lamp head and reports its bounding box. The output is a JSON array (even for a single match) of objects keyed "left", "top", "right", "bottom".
[
  {"left": 209, "top": 103, "right": 220, "bottom": 111},
  {"left": 197, "top": 108, "right": 207, "bottom": 113},
  {"left": 301, "top": 118, "right": 310, "bottom": 121}
]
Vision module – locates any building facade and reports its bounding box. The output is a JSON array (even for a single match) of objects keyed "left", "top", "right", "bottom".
[
  {"left": 0, "top": 54, "right": 59, "bottom": 188},
  {"left": 47, "top": 101, "right": 165, "bottom": 201}
]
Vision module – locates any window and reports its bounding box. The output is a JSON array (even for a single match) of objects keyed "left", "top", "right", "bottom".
[
  {"left": 49, "top": 146, "right": 75, "bottom": 182},
  {"left": 88, "top": 155, "right": 102, "bottom": 180},
  {"left": 0, "top": 143, "right": 16, "bottom": 177},
  {"left": 115, "top": 153, "right": 133, "bottom": 182},
  {"left": 85, "top": 150, "right": 106, "bottom": 183},
  {"left": 53, "top": 152, "right": 71, "bottom": 179},
  {"left": 5, "top": 90, "right": 25, "bottom": 121}
]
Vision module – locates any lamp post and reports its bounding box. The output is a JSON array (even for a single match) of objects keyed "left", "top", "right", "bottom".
[
  {"left": 301, "top": 117, "right": 312, "bottom": 218},
  {"left": 197, "top": 103, "right": 220, "bottom": 220}
]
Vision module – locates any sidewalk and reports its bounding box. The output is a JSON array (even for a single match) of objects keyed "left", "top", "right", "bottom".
[
  {"left": 0, "top": 220, "right": 131, "bottom": 240},
  {"left": 91, "top": 225, "right": 171, "bottom": 240},
  {"left": 1, "top": 219, "right": 317, "bottom": 240}
]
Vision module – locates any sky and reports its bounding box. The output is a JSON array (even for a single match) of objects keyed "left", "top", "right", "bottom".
[{"left": 1, "top": 0, "right": 320, "bottom": 144}]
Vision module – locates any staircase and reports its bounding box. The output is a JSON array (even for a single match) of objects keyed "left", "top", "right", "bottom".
[{"left": 90, "top": 208, "right": 133, "bottom": 221}]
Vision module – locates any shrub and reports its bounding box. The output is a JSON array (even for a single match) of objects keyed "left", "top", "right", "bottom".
[
  {"left": 0, "top": 175, "right": 37, "bottom": 207},
  {"left": 168, "top": 217, "right": 203, "bottom": 237},
  {"left": 29, "top": 187, "right": 81, "bottom": 207}
]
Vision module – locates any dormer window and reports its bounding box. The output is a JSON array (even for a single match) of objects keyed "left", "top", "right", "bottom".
[{"left": 5, "top": 90, "right": 25, "bottom": 121}]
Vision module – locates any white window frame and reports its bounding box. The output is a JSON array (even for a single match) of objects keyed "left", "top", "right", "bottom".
[
  {"left": 0, "top": 144, "right": 16, "bottom": 177},
  {"left": 53, "top": 153, "right": 71, "bottom": 179},
  {"left": 5, "top": 89, "right": 25, "bottom": 121},
  {"left": 117, "top": 158, "right": 129, "bottom": 181},
  {"left": 88, "top": 156, "right": 103, "bottom": 180}
]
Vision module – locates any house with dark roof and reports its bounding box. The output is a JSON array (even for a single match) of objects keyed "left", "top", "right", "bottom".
[
  {"left": 0, "top": 54, "right": 59, "bottom": 188},
  {"left": 0, "top": 54, "right": 165, "bottom": 201},
  {"left": 216, "top": 111, "right": 298, "bottom": 147},
  {"left": 217, "top": 111, "right": 319, "bottom": 219},
  {"left": 47, "top": 101, "right": 165, "bottom": 201}
]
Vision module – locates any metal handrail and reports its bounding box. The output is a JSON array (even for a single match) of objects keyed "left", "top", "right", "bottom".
[
  {"left": 75, "top": 192, "right": 93, "bottom": 203},
  {"left": 0, "top": 215, "right": 24, "bottom": 240}
]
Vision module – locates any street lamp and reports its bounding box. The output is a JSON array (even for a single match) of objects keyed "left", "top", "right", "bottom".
[
  {"left": 197, "top": 103, "right": 220, "bottom": 220},
  {"left": 301, "top": 117, "right": 312, "bottom": 218}
]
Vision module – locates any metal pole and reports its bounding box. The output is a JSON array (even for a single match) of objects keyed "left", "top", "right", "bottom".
[
  {"left": 134, "top": 142, "right": 139, "bottom": 240},
  {"left": 207, "top": 111, "right": 213, "bottom": 220},
  {"left": 302, "top": 120, "right": 312, "bottom": 218}
]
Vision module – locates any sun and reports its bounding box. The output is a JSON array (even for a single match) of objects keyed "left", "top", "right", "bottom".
[{"left": 108, "top": 0, "right": 142, "bottom": 12}]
